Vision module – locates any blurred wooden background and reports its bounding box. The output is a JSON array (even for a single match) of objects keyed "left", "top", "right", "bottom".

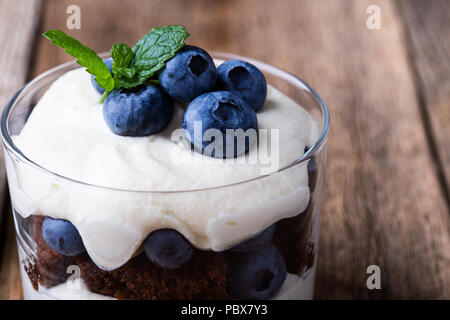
[{"left": 0, "top": 0, "right": 449, "bottom": 299}]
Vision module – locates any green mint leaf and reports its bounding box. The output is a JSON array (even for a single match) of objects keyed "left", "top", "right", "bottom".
[
  {"left": 111, "top": 43, "right": 134, "bottom": 69},
  {"left": 44, "top": 26, "right": 189, "bottom": 94},
  {"left": 113, "top": 75, "right": 143, "bottom": 89},
  {"left": 130, "top": 25, "right": 189, "bottom": 83},
  {"left": 43, "top": 30, "right": 114, "bottom": 93},
  {"left": 110, "top": 43, "right": 137, "bottom": 88}
]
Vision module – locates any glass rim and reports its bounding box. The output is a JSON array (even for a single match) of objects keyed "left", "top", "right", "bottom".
[{"left": 1, "top": 52, "right": 330, "bottom": 194}]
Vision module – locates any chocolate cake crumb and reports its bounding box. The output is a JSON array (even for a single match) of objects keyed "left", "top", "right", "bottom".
[
  {"left": 24, "top": 258, "right": 39, "bottom": 290},
  {"left": 77, "top": 250, "right": 229, "bottom": 300}
]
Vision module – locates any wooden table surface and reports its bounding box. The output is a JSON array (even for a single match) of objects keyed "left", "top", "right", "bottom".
[{"left": 0, "top": 0, "right": 449, "bottom": 300}]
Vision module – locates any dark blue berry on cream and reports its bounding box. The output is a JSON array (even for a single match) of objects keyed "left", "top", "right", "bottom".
[
  {"left": 103, "top": 85, "right": 173, "bottom": 136},
  {"left": 42, "top": 217, "right": 85, "bottom": 256},
  {"left": 228, "top": 244, "right": 287, "bottom": 300},
  {"left": 144, "top": 229, "right": 193, "bottom": 269},
  {"left": 217, "top": 59, "right": 267, "bottom": 112},
  {"left": 183, "top": 91, "right": 258, "bottom": 158},
  {"left": 159, "top": 46, "right": 217, "bottom": 102}
]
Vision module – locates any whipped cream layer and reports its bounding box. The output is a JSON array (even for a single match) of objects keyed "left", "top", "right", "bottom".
[{"left": 10, "top": 66, "right": 319, "bottom": 270}]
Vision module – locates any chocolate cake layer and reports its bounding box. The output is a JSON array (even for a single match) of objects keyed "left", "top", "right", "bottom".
[{"left": 24, "top": 207, "right": 315, "bottom": 299}]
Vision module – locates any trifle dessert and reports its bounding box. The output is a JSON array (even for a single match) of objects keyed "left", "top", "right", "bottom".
[{"left": 2, "top": 26, "right": 329, "bottom": 300}]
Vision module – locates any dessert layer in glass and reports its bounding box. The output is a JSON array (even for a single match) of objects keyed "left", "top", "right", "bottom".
[{"left": 3, "top": 53, "right": 329, "bottom": 299}]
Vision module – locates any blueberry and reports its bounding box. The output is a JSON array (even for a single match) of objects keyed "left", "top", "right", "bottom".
[
  {"left": 42, "top": 217, "right": 85, "bottom": 256},
  {"left": 103, "top": 85, "right": 173, "bottom": 136},
  {"left": 230, "top": 224, "right": 276, "bottom": 252},
  {"left": 144, "top": 229, "right": 193, "bottom": 269},
  {"left": 217, "top": 60, "right": 267, "bottom": 112},
  {"left": 91, "top": 58, "right": 113, "bottom": 94},
  {"left": 159, "top": 46, "right": 217, "bottom": 102},
  {"left": 183, "top": 91, "right": 258, "bottom": 158},
  {"left": 228, "top": 245, "right": 287, "bottom": 300}
]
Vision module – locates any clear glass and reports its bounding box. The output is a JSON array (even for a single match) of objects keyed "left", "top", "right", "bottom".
[{"left": 1, "top": 53, "right": 329, "bottom": 300}]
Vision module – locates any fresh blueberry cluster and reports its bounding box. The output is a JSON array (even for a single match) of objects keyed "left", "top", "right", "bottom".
[{"left": 93, "top": 46, "right": 267, "bottom": 158}]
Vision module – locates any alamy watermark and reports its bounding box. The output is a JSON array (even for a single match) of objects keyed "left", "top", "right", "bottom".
[
  {"left": 65, "top": 265, "right": 81, "bottom": 290},
  {"left": 366, "top": 265, "right": 381, "bottom": 290},
  {"left": 170, "top": 123, "right": 280, "bottom": 175},
  {"left": 366, "top": 5, "right": 381, "bottom": 30},
  {"left": 66, "top": 5, "right": 81, "bottom": 30}
]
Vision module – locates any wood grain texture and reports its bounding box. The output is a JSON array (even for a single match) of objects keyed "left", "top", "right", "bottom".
[
  {"left": 6, "top": 0, "right": 450, "bottom": 299},
  {"left": 0, "top": 0, "right": 41, "bottom": 300},
  {"left": 0, "top": 205, "right": 22, "bottom": 300},
  {"left": 0, "top": 0, "right": 41, "bottom": 236},
  {"left": 259, "top": 0, "right": 450, "bottom": 299},
  {"left": 398, "top": 0, "right": 450, "bottom": 204}
]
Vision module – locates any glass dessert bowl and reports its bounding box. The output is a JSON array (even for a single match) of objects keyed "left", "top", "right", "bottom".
[{"left": 2, "top": 52, "right": 329, "bottom": 300}]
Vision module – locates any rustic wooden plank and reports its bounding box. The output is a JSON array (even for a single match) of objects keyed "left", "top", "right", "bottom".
[
  {"left": 28, "top": 0, "right": 450, "bottom": 299},
  {"left": 0, "top": 1, "right": 42, "bottom": 220},
  {"left": 0, "top": 0, "right": 41, "bottom": 300},
  {"left": 303, "top": 0, "right": 450, "bottom": 299},
  {"left": 397, "top": 0, "right": 450, "bottom": 204},
  {"left": 0, "top": 205, "right": 23, "bottom": 299}
]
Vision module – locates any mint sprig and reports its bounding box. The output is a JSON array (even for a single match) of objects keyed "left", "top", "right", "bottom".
[
  {"left": 43, "top": 26, "right": 190, "bottom": 100},
  {"left": 110, "top": 43, "right": 138, "bottom": 89},
  {"left": 43, "top": 30, "right": 115, "bottom": 94},
  {"left": 113, "top": 25, "right": 189, "bottom": 88}
]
